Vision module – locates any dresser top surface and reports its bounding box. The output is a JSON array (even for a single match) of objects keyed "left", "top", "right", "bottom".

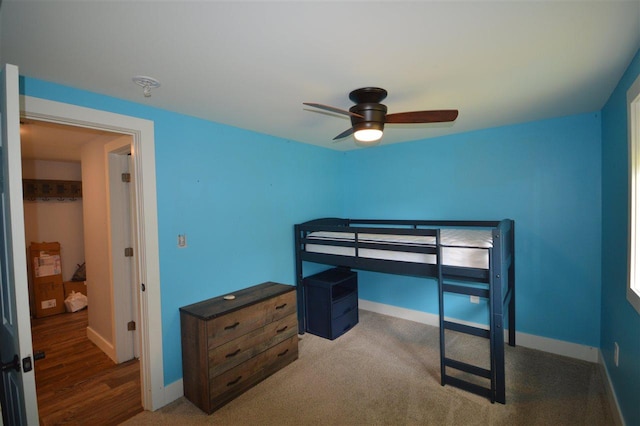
[{"left": 179, "top": 282, "right": 295, "bottom": 320}]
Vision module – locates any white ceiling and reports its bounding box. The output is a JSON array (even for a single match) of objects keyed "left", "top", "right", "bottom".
[
  {"left": 19, "top": 120, "right": 121, "bottom": 162},
  {"left": 2, "top": 1, "right": 640, "bottom": 153}
]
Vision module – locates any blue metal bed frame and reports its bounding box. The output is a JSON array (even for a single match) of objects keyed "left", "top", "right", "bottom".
[{"left": 294, "top": 218, "right": 515, "bottom": 404}]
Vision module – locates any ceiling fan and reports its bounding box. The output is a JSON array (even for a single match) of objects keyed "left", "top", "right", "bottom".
[{"left": 304, "top": 87, "right": 458, "bottom": 146}]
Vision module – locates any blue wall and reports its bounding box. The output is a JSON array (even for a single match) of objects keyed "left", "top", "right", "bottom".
[
  {"left": 344, "top": 115, "right": 603, "bottom": 346},
  {"left": 20, "top": 77, "right": 345, "bottom": 384},
  {"left": 601, "top": 48, "right": 640, "bottom": 426}
]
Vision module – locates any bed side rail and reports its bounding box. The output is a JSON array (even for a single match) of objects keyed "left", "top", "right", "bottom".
[
  {"left": 299, "top": 224, "right": 439, "bottom": 255},
  {"left": 346, "top": 219, "right": 503, "bottom": 228},
  {"left": 298, "top": 218, "right": 503, "bottom": 229}
]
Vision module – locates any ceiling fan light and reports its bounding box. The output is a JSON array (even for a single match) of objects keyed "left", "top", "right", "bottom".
[{"left": 354, "top": 129, "right": 383, "bottom": 143}]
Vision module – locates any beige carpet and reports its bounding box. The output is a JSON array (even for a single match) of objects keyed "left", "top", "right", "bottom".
[{"left": 121, "top": 310, "right": 614, "bottom": 425}]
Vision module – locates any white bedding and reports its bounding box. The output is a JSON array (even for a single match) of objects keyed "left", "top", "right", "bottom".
[{"left": 305, "top": 228, "right": 493, "bottom": 269}]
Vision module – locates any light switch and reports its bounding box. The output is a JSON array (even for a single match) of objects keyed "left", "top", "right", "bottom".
[{"left": 178, "top": 234, "right": 187, "bottom": 248}]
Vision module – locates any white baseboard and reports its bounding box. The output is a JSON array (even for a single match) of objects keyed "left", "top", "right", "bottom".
[
  {"left": 86, "top": 325, "right": 117, "bottom": 363},
  {"left": 598, "top": 351, "right": 625, "bottom": 426},
  {"left": 161, "top": 378, "right": 184, "bottom": 409},
  {"left": 516, "top": 330, "right": 599, "bottom": 363},
  {"left": 359, "top": 299, "right": 600, "bottom": 363},
  {"left": 359, "top": 299, "right": 441, "bottom": 327}
]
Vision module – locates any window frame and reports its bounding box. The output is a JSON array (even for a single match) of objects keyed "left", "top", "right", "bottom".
[{"left": 627, "top": 73, "right": 640, "bottom": 314}]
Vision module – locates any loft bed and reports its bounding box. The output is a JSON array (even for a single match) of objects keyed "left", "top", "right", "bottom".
[{"left": 294, "top": 218, "right": 515, "bottom": 404}]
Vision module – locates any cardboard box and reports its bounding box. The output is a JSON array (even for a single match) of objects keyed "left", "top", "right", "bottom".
[
  {"left": 29, "top": 242, "right": 65, "bottom": 318},
  {"left": 63, "top": 281, "right": 87, "bottom": 299},
  {"left": 34, "top": 277, "right": 65, "bottom": 318}
]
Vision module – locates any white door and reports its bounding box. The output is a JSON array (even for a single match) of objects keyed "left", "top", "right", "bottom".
[
  {"left": 0, "top": 64, "right": 39, "bottom": 425},
  {"left": 108, "top": 142, "right": 138, "bottom": 362}
]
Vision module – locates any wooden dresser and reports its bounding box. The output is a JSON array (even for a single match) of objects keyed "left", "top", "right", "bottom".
[{"left": 180, "top": 282, "right": 298, "bottom": 414}]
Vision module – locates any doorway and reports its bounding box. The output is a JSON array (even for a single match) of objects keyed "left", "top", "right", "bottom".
[
  {"left": 21, "top": 119, "right": 141, "bottom": 420},
  {"left": 20, "top": 95, "right": 165, "bottom": 413}
]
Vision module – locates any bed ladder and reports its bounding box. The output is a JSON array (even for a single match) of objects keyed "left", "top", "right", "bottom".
[{"left": 437, "top": 254, "right": 511, "bottom": 404}]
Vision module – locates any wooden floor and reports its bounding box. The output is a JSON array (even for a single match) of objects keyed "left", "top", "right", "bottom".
[{"left": 31, "top": 309, "right": 143, "bottom": 425}]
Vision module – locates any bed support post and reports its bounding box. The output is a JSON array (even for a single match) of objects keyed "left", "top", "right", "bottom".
[
  {"left": 436, "top": 231, "right": 446, "bottom": 386},
  {"left": 489, "top": 218, "right": 515, "bottom": 403},
  {"left": 294, "top": 224, "right": 305, "bottom": 334},
  {"left": 490, "top": 240, "right": 506, "bottom": 404},
  {"left": 508, "top": 221, "right": 516, "bottom": 347}
]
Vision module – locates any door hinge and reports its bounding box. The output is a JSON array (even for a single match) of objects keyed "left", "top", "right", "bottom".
[
  {"left": 121, "top": 172, "right": 131, "bottom": 183},
  {"left": 127, "top": 321, "right": 136, "bottom": 331},
  {"left": 124, "top": 247, "right": 134, "bottom": 257}
]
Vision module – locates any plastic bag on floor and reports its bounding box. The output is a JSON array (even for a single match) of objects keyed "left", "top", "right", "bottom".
[{"left": 64, "top": 290, "right": 87, "bottom": 312}]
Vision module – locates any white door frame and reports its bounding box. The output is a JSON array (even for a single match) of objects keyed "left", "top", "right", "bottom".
[{"left": 20, "top": 95, "right": 165, "bottom": 410}]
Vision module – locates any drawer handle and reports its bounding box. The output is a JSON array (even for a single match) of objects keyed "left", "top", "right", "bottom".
[
  {"left": 224, "top": 321, "right": 240, "bottom": 330},
  {"left": 227, "top": 376, "right": 242, "bottom": 387},
  {"left": 225, "top": 349, "right": 241, "bottom": 358},
  {"left": 275, "top": 303, "right": 287, "bottom": 310},
  {"left": 277, "top": 349, "right": 289, "bottom": 357},
  {"left": 343, "top": 307, "right": 353, "bottom": 315},
  {"left": 276, "top": 325, "right": 288, "bottom": 333}
]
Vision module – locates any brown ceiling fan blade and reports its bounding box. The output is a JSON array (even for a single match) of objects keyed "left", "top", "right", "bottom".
[
  {"left": 386, "top": 109, "right": 459, "bottom": 124},
  {"left": 303, "top": 103, "right": 364, "bottom": 119},
  {"left": 333, "top": 127, "right": 354, "bottom": 140}
]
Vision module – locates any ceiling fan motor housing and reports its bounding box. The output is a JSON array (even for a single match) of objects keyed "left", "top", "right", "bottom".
[{"left": 349, "top": 102, "right": 387, "bottom": 132}]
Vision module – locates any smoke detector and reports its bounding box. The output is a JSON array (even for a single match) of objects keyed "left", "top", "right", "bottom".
[{"left": 132, "top": 75, "right": 160, "bottom": 97}]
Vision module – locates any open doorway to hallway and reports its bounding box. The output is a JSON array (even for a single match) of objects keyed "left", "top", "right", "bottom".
[
  {"left": 21, "top": 119, "right": 142, "bottom": 422},
  {"left": 20, "top": 94, "right": 164, "bottom": 413}
]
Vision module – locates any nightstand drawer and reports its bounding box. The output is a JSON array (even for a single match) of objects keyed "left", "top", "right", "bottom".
[
  {"left": 331, "top": 308, "right": 358, "bottom": 339},
  {"left": 331, "top": 291, "right": 357, "bottom": 320}
]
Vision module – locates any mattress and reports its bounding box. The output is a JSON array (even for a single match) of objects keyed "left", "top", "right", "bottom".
[{"left": 304, "top": 228, "right": 493, "bottom": 269}]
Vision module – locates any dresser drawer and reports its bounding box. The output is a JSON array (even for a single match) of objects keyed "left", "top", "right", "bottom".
[
  {"left": 208, "top": 313, "right": 297, "bottom": 377},
  {"left": 260, "top": 334, "right": 299, "bottom": 375},
  {"left": 206, "top": 300, "right": 269, "bottom": 347},
  {"left": 264, "top": 290, "right": 297, "bottom": 322},
  {"left": 209, "top": 335, "right": 298, "bottom": 409},
  {"left": 210, "top": 347, "right": 265, "bottom": 402},
  {"left": 206, "top": 290, "right": 295, "bottom": 347}
]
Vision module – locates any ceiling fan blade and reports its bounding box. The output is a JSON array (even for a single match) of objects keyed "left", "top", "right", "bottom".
[
  {"left": 333, "top": 127, "right": 354, "bottom": 140},
  {"left": 303, "top": 103, "right": 364, "bottom": 119},
  {"left": 386, "top": 109, "right": 459, "bottom": 124}
]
